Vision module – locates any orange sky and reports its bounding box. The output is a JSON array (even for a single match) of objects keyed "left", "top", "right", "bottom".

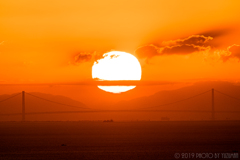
[{"left": 1, "top": 0, "right": 240, "bottom": 96}]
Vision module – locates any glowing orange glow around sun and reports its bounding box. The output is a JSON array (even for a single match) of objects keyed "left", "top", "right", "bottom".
[{"left": 92, "top": 51, "right": 142, "bottom": 93}]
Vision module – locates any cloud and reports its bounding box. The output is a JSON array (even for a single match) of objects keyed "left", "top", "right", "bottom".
[
  {"left": 71, "top": 35, "right": 239, "bottom": 65},
  {"left": 135, "top": 44, "right": 159, "bottom": 59},
  {"left": 221, "top": 44, "right": 240, "bottom": 62},
  {"left": 202, "top": 44, "right": 240, "bottom": 64},
  {"left": 199, "top": 27, "right": 236, "bottom": 38},
  {"left": 202, "top": 49, "right": 226, "bottom": 65},
  {"left": 110, "top": 54, "right": 119, "bottom": 59},
  {"left": 160, "top": 44, "right": 210, "bottom": 55},
  {"left": 71, "top": 51, "right": 108, "bottom": 65},
  {"left": 135, "top": 35, "right": 212, "bottom": 60},
  {"left": 162, "top": 35, "right": 213, "bottom": 46},
  {"left": 74, "top": 52, "right": 92, "bottom": 63},
  {"left": 72, "top": 49, "right": 124, "bottom": 65}
]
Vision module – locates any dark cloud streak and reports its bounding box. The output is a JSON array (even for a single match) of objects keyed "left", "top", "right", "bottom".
[
  {"left": 199, "top": 27, "right": 236, "bottom": 38},
  {"left": 161, "top": 44, "right": 210, "bottom": 55},
  {"left": 71, "top": 51, "right": 109, "bottom": 65},
  {"left": 135, "top": 35, "right": 212, "bottom": 60},
  {"left": 162, "top": 35, "right": 212, "bottom": 46}
]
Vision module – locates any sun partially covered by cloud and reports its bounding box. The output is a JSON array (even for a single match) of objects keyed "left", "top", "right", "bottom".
[{"left": 69, "top": 34, "right": 240, "bottom": 67}]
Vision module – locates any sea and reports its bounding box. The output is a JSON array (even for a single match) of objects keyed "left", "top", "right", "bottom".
[{"left": 0, "top": 121, "right": 239, "bottom": 160}]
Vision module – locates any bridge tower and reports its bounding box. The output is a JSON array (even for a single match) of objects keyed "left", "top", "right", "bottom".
[
  {"left": 22, "top": 91, "right": 25, "bottom": 121},
  {"left": 212, "top": 88, "right": 215, "bottom": 121}
]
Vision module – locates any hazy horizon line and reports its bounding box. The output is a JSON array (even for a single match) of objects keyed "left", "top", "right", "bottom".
[
  {"left": 1, "top": 79, "right": 238, "bottom": 86},
  {"left": 0, "top": 80, "right": 182, "bottom": 86}
]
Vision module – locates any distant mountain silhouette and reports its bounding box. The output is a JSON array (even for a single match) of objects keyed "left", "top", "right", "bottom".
[
  {"left": 0, "top": 92, "right": 87, "bottom": 114},
  {"left": 1, "top": 81, "right": 240, "bottom": 121},
  {"left": 115, "top": 81, "right": 240, "bottom": 112}
]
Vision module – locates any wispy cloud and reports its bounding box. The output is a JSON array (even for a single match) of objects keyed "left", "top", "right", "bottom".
[
  {"left": 199, "top": 27, "right": 236, "bottom": 38},
  {"left": 69, "top": 35, "right": 239, "bottom": 65},
  {"left": 70, "top": 50, "right": 125, "bottom": 65},
  {"left": 202, "top": 44, "right": 240, "bottom": 63},
  {"left": 135, "top": 34, "right": 240, "bottom": 64},
  {"left": 71, "top": 51, "right": 108, "bottom": 65},
  {"left": 74, "top": 52, "right": 92, "bottom": 63},
  {"left": 221, "top": 44, "right": 240, "bottom": 62},
  {"left": 160, "top": 44, "right": 210, "bottom": 55},
  {"left": 0, "top": 80, "right": 179, "bottom": 86},
  {"left": 161, "top": 35, "right": 213, "bottom": 46},
  {"left": 135, "top": 35, "right": 212, "bottom": 61}
]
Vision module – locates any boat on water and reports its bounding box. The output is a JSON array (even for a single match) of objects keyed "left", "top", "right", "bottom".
[{"left": 103, "top": 119, "right": 114, "bottom": 122}]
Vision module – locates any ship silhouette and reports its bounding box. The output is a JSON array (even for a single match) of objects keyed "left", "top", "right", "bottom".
[{"left": 103, "top": 119, "right": 114, "bottom": 122}]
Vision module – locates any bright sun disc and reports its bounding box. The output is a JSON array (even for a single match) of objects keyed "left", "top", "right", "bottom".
[{"left": 92, "top": 51, "right": 142, "bottom": 93}]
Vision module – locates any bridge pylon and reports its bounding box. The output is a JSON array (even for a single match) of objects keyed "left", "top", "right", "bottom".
[
  {"left": 212, "top": 88, "right": 215, "bottom": 121},
  {"left": 22, "top": 91, "right": 25, "bottom": 121}
]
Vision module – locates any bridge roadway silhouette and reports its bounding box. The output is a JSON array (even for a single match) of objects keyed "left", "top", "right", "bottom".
[{"left": 0, "top": 89, "right": 240, "bottom": 121}]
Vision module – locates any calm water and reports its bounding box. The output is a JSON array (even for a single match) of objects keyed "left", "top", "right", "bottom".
[{"left": 0, "top": 121, "right": 239, "bottom": 160}]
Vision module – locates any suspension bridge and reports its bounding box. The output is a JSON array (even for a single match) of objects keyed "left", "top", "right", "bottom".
[{"left": 0, "top": 89, "right": 240, "bottom": 121}]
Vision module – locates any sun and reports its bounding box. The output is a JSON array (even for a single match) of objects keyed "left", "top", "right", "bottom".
[{"left": 92, "top": 51, "right": 142, "bottom": 93}]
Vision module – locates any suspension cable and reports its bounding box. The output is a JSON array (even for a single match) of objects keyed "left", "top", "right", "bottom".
[
  {"left": 0, "top": 93, "right": 22, "bottom": 104},
  {"left": 25, "top": 92, "right": 90, "bottom": 109},
  {"left": 140, "top": 90, "right": 212, "bottom": 109},
  {"left": 215, "top": 90, "right": 240, "bottom": 102}
]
